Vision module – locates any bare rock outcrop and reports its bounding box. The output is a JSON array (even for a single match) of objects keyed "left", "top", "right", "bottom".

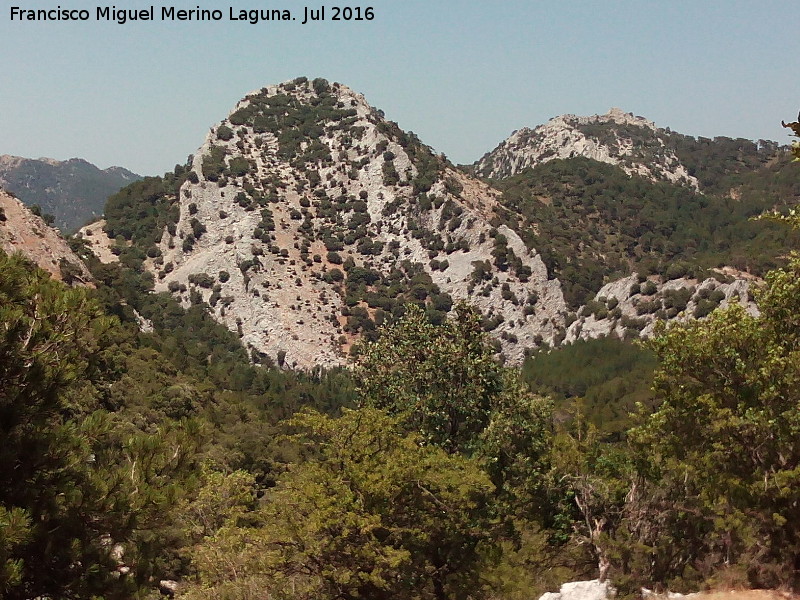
[
  {"left": 539, "top": 580, "right": 616, "bottom": 600},
  {"left": 0, "top": 188, "right": 91, "bottom": 284},
  {"left": 150, "top": 78, "right": 568, "bottom": 369},
  {"left": 566, "top": 272, "right": 759, "bottom": 344},
  {"left": 474, "top": 108, "right": 699, "bottom": 188}
]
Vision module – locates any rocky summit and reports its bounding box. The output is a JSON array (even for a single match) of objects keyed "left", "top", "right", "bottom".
[
  {"left": 474, "top": 107, "right": 699, "bottom": 187},
  {"left": 149, "top": 78, "right": 568, "bottom": 369}
]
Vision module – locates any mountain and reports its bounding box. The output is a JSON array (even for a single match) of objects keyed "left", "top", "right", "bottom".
[
  {"left": 0, "top": 188, "right": 91, "bottom": 283},
  {"left": 475, "top": 108, "right": 694, "bottom": 186},
  {"left": 474, "top": 110, "right": 797, "bottom": 307},
  {"left": 0, "top": 154, "right": 141, "bottom": 232},
  {"left": 91, "top": 83, "right": 798, "bottom": 368},
  {"left": 473, "top": 107, "right": 783, "bottom": 189},
  {"left": 99, "top": 77, "right": 568, "bottom": 369}
]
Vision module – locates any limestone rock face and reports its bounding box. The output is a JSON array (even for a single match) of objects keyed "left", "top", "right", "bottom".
[
  {"left": 538, "top": 580, "right": 616, "bottom": 600},
  {"left": 0, "top": 188, "right": 91, "bottom": 284},
  {"left": 150, "top": 79, "right": 568, "bottom": 369},
  {"left": 76, "top": 219, "right": 119, "bottom": 265},
  {"left": 474, "top": 108, "right": 699, "bottom": 189},
  {"left": 566, "top": 273, "right": 759, "bottom": 344}
]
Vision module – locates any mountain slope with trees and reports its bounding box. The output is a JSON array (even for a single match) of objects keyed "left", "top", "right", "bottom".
[
  {"left": 480, "top": 118, "right": 797, "bottom": 307},
  {"left": 0, "top": 154, "right": 140, "bottom": 232},
  {"left": 97, "top": 77, "right": 568, "bottom": 369}
]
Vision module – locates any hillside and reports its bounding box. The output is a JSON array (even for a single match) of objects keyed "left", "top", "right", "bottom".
[
  {"left": 473, "top": 107, "right": 782, "bottom": 189},
  {"left": 0, "top": 188, "right": 90, "bottom": 283},
  {"left": 92, "top": 84, "right": 799, "bottom": 367},
  {"left": 5, "top": 82, "right": 800, "bottom": 600},
  {"left": 489, "top": 155, "right": 799, "bottom": 307},
  {"left": 0, "top": 154, "right": 140, "bottom": 232},
  {"left": 101, "top": 77, "right": 568, "bottom": 368},
  {"left": 471, "top": 108, "right": 796, "bottom": 308}
]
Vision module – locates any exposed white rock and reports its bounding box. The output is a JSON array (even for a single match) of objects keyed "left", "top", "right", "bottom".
[
  {"left": 138, "top": 82, "right": 760, "bottom": 369},
  {"left": 538, "top": 579, "right": 616, "bottom": 600},
  {"left": 151, "top": 79, "right": 569, "bottom": 369},
  {"left": 566, "top": 272, "right": 760, "bottom": 344},
  {"left": 160, "top": 579, "right": 179, "bottom": 596},
  {"left": 77, "top": 219, "right": 119, "bottom": 265},
  {"left": 475, "top": 108, "right": 699, "bottom": 189}
]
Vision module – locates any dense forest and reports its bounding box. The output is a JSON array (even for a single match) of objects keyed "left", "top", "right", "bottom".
[{"left": 1, "top": 122, "right": 799, "bottom": 599}]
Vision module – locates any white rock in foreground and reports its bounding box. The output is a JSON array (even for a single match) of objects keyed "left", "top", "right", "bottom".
[{"left": 538, "top": 579, "right": 616, "bottom": 600}]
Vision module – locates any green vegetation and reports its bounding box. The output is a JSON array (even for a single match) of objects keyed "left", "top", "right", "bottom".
[
  {"left": 622, "top": 253, "right": 800, "bottom": 589},
  {"left": 0, "top": 251, "right": 201, "bottom": 597},
  {"left": 523, "top": 337, "right": 658, "bottom": 437},
  {"left": 216, "top": 124, "right": 234, "bottom": 141},
  {"left": 104, "top": 167, "right": 187, "bottom": 253},
  {"left": 8, "top": 85, "right": 800, "bottom": 599},
  {"left": 0, "top": 157, "right": 142, "bottom": 232},
  {"left": 8, "top": 215, "right": 800, "bottom": 595},
  {"left": 183, "top": 408, "right": 496, "bottom": 600},
  {"left": 0, "top": 245, "right": 357, "bottom": 597},
  {"left": 493, "top": 156, "right": 800, "bottom": 307},
  {"left": 571, "top": 121, "right": 781, "bottom": 191},
  {"left": 227, "top": 79, "right": 352, "bottom": 164},
  {"left": 178, "top": 304, "right": 553, "bottom": 599},
  {"left": 337, "top": 260, "right": 455, "bottom": 339}
]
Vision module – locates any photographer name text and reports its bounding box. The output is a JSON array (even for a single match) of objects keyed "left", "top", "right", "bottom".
[{"left": 9, "top": 5, "right": 375, "bottom": 25}]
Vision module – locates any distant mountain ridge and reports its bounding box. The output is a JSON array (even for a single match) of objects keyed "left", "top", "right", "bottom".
[
  {"left": 0, "top": 154, "right": 140, "bottom": 232},
  {"left": 473, "top": 107, "right": 783, "bottom": 191}
]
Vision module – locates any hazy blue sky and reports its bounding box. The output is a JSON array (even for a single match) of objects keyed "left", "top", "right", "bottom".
[{"left": 2, "top": 1, "right": 798, "bottom": 175}]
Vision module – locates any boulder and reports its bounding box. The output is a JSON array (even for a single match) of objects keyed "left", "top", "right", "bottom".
[{"left": 538, "top": 579, "right": 616, "bottom": 600}]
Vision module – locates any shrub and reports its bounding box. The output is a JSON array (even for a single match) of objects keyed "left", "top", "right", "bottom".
[
  {"left": 382, "top": 161, "right": 400, "bottom": 186},
  {"left": 217, "top": 125, "right": 234, "bottom": 141},
  {"left": 190, "top": 218, "right": 206, "bottom": 239},
  {"left": 228, "top": 157, "right": 251, "bottom": 177},
  {"left": 324, "top": 268, "right": 344, "bottom": 283},
  {"left": 641, "top": 281, "right": 658, "bottom": 296},
  {"left": 202, "top": 145, "right": 227, "bottom": 181},
  {"left": 188, "top": 272, "right": 215, "bottom": 288}
]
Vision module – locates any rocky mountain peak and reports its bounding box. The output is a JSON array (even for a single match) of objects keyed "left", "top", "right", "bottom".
[
  {"left": 474, "top": 108, "right": 698, "bottom": 188},
  {"left": 148, "top": 77, "right": 568, "bottom": 369}
]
